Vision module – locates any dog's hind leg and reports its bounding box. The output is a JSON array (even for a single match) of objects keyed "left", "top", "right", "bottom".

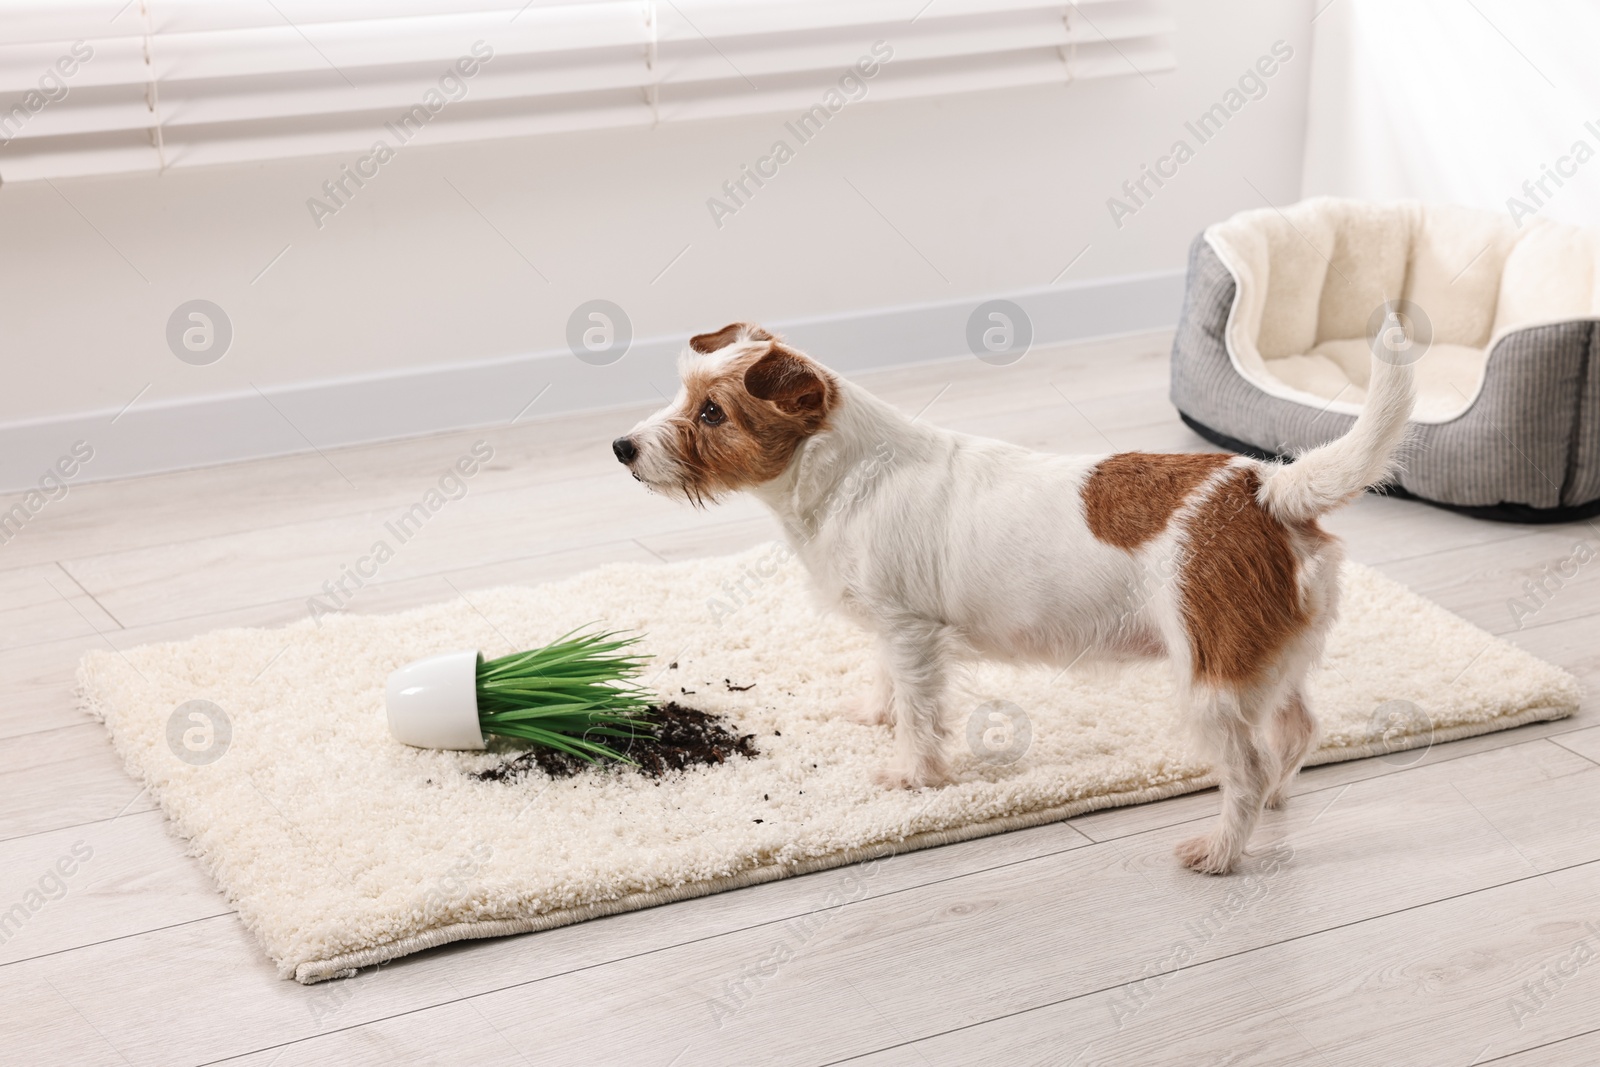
[
  {"left": 875, "top": 617, "right": 961, "bottom": 789},
  {"left": 1264, "top": 685, "right": 1318, "bottom": 809},
  {"left": 1175, "top": 684, "right": 1274, "bottom": 875}
]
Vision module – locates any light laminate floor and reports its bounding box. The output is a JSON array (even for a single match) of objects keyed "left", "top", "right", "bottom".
[{"left": 3, "top": 329, "right": 1599, "bottom": 1066}]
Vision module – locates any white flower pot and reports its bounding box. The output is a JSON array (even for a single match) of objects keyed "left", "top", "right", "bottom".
[{"left": 385, "top": 649, "right": 487, "bottom": 750}]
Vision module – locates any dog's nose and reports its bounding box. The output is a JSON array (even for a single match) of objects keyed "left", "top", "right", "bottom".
[{"left": 612, "top": 437, "right": 638, "bottom": 465}]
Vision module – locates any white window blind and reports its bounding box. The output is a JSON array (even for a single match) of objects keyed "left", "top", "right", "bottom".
[{"left": 0, "top": 0, "right": 1174, "bottom": 182}]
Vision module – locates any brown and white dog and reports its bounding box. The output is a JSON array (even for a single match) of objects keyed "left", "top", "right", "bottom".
[{"left": 613, "top": 323, "right": 1414, "bottom": 873}]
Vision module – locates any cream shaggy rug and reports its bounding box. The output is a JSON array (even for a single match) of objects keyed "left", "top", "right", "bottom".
[{"left": 80, "top": 547, "right": 1579, "bottom": 984}]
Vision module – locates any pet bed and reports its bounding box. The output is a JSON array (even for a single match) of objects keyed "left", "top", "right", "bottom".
[{"left": 1170, "top": 197, "right": 1600, "bottom": 521}]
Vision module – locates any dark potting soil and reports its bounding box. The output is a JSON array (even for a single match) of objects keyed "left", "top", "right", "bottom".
[{"left": 471, "top": 702, "right": 759, "bottom": 783}]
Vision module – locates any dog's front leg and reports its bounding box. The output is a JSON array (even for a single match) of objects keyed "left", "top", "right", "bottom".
[
  {"left": 849, "top": 638, "right": 895, "bottom": 726},
  {"left": 874, "top": 619, "right": 959, "bottom": 789}
]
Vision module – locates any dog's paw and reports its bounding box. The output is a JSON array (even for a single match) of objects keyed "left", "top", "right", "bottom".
[
  {"left": 1174, "top": 834, "right": 1238, "bottom": 875},
  {"left": 874, "top": 758, "right": 952, "bottom": 790},
  {"left": 1264, "top": 787, "right": 1290, "bottom": 811}
]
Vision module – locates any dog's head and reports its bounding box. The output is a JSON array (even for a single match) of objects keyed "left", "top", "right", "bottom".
[{"left": 612, "top": 323, "right": 838, "bottom": 505}]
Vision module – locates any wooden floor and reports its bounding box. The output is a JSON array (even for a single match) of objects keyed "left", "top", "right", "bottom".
[{"left": 4, "top": 330, "right": 1599, "bottom": 1066}]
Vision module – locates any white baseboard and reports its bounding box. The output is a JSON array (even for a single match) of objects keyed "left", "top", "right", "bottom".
[{"left": 0, "top": 269, "right": 1183, "bottom": 493}]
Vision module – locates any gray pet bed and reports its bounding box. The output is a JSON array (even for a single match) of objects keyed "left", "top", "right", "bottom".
[{"left": 1170, "top": 197, "right": 1600, "bottom": 522}]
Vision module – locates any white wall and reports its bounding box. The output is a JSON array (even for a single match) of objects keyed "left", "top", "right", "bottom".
[
  {"left": 1302, "top": 0, "right": 1600, "bottom": 228},
  {"left": 0, "top": 0, "right": 1312, "bottom": 488}
]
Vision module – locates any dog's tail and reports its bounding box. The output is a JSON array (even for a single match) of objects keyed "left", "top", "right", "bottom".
[{"left": 1258, "top": 347, "right": 1416, "bottom": 523}]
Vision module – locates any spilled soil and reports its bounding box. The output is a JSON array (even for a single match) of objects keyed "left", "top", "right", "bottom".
[{"left": 472, "top": 702, "right": 759, "bottom": 783}]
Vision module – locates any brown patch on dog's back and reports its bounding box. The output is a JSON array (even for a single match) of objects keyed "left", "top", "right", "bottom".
[
  {"left": 1083, "top": 452, "right": 1232, "bottom": 549},
  {"left": 1179, "top": 467, "right": 1308, "bottom": 685}
]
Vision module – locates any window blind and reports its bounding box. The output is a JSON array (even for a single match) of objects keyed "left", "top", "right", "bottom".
[{"left": 0, "top": 0, "right": 1175, "bottom": 181}]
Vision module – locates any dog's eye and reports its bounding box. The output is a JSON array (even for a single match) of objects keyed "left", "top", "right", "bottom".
[{"left": 699, "top": 400, "right": 727, "bottom": 426}]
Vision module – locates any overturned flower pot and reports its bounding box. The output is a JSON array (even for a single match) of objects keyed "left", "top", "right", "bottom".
[
  {"left": 382, "top": 630, "right": 658, "bottom": 763},
  {"left": 385, "top": 649, "right": 486, "bottom": 750}
]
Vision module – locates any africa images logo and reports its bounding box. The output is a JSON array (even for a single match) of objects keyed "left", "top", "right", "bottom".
[{"left": 305, "top": 41, "right": 494, "bottom": 229}]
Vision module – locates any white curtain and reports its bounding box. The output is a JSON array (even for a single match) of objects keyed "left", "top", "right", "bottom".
[{"left": 1301, "top": 0, "right": 1600, "bottom": 228}]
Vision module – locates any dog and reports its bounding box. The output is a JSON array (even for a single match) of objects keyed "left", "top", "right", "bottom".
[{"left": 613, "top": 322, "right": 1415, "bottom": 873}]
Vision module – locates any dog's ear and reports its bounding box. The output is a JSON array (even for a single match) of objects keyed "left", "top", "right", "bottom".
[
  {"left": 744, "top": 343, "right": 833, "bottom": 423},
  {"left": 690, "top": 322, "right": 773, "bottom": 355}
]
